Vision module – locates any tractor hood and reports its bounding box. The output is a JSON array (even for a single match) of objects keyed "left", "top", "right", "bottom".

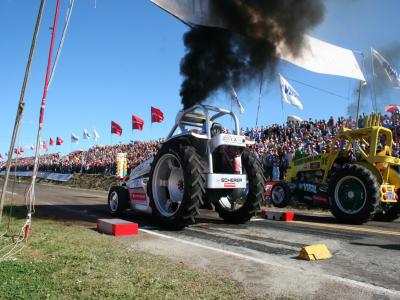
[{"left": 129, "top": 157, "right": 153, "bottom": 180}]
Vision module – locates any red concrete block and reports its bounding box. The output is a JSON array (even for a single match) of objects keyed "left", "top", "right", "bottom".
[
  {"left": 261, "top": 209, "right": 294, "bottom": 222},
  {"left": 97, "top": 219, "right": 138, "bottom": 236}
]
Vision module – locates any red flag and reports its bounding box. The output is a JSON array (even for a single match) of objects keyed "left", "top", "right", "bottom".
[
  {"left": 132, "top": 115, "right": 144, "bottom": 131},
  {"left": 111, "top": 121, "right": 122, "bottom": 136},
  {"left": 49, "top": 138, "right": 54, "bottom": 146},
  {"left": 56, "top": 137, "right": 63, "bottom": 145},
  {"left": 151, "top": 106, "right": 164, "bottom": 123},
  {"left": 19, "top": 146, "right": 24, "bottom": 153}
]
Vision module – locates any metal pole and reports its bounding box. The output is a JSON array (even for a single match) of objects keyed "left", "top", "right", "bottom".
[
  {"left": 26, "top": 0, "right": 61, "bottom": 216},
  {"left": 0, "top": 0, "right": 46, "bottom": 223},
  {"left": 370, "top": 48, "right": 378, "bottom": 113},
  {"left": 355, "top": 80, "right": 363, "bottom": 128},
  {"left": 255, "top": 71, "right": 264, "bottom": 128}
]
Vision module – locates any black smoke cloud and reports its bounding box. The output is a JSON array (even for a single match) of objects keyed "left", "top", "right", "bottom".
[
  {"left": 179, "top": 0, "right": 325, "bottom": 108},
  {"left": 347, "top": 42, "right": 400, "bottom": 117}
]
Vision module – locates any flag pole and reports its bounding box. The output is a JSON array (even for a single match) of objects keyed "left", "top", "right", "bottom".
[
  {"left": 354, "top": 51, "right": 366, "bottom": 128},
  {"left": 25, "top": 0, "right": 61, "bottom": 221},
  {"left": 0, "top": 0, "right": 46, "bottom": 223},
  {"left": 110, "top": 129, "right": 113, "bottom": 175},
  {"left": 255, "top": 71, "right": 264, "bottom": 128},
  {"left": 355, "top": 80, "right": 363, "bottom": 128},
  {"left": 370, "top": 48, "right": 378, "bottom": 113},
  {"left": 281, "top": 97, "right": 285, "bottom": 124}
]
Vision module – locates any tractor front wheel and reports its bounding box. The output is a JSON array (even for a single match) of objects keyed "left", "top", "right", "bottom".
[
  {"left": 108, "top": 186, "right": 129, "bottom": 216},
  {"left": 329, "top": 164, "right": 379, "bottom": 224},
  {"left": 270, "top": 182, "right": 291, "bottom": 208}
]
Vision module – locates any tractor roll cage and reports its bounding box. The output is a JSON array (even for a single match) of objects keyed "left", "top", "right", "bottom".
[
  {"left": 166, "top": 104, "right": 240, "bottom": 140},
  {"left": 166, "top": 104, "right": 241, "bottom": 174}
]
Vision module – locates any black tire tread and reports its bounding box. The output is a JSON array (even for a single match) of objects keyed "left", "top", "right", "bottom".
[
  {"left": 216, "top": 149, "right": 265, "bottom": 224},
  {"left": 107, "top": 186, "right": 129, "bottom": 216},
  {"left": 270, "top": 182, "right": 291, "bottom": 208},
  {"left": 328, "top": 164, "right": 380, "bottom": 224},
  {"left": 148, "top": 141, "right": 205, "bottom": 229}
]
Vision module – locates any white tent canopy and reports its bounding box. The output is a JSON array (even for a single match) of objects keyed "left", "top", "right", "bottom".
[{"left": 150, "top": 0, "right": 366, "bottom": 82}]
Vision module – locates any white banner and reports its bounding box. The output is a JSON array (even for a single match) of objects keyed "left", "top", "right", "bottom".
[
  {"left": 372, "top": 48, "right": 400, "bottom": 89},
  {"left": 231, "top": 87, "right": 245, "bottom": 114},
  {"left": 71, "top": 133, "right": 79, "bottom": 144},
  {"left": 279, "top": 74, "right": 303, "bottom": 109},
  {"left": 150, "top": 0, "right": 366, "bottom": 82}
]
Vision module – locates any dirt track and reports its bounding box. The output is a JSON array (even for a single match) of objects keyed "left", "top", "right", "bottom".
[{"left": 2, "top": 181, "right": 400, "bottom": 299}]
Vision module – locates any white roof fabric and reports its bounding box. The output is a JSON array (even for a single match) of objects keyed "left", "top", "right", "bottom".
[{"left": 150, "top": 0, "right": 366, "bottom": 82}]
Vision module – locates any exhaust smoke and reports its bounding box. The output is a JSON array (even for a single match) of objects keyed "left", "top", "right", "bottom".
[{"left": 179, "top": 0, "right": 325, "bottom": 108}]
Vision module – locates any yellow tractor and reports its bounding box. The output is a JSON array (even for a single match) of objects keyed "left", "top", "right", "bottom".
[{"left": 270, "top": 114, "right": 399, "bottom": 224}]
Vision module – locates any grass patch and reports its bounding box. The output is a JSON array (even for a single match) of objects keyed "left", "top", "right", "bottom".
[{"left": 0, "top": 207, "right": 248, "bottom": 299}]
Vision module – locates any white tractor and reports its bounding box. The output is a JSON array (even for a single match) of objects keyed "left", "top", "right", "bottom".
[{"left": 107, "top": 104, "right": 265, "bottom": 228}]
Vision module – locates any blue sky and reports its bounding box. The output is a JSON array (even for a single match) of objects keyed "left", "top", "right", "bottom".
[{"left": 0, "top": 0, "right": 399, "bottom": 157}]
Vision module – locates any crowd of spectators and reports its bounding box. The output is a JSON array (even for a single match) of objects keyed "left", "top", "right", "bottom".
[
  {"left": 0, "top": 140, "right": 160, "bottom": 176},
  {"left": 1, "top": 114, "right": 399, "bottom": 180}
]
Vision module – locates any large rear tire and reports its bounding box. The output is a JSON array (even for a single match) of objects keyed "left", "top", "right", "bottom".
[
  {"left": 328, "top": 164, "right": 379, "bottom": 224},
  {"left": 148, "top": 140, "right": 205, "bottom": 229},
  {"left": 108, "top": 186, "right": 129, "bottom": 216},
  {"left": 215, "top": 149, "right": 264, "bottom": 224}
]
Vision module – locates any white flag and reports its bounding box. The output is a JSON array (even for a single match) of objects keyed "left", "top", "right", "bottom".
[
  {"left": 83, "top": 128, "right": 91, "bottom": 140},
  {"left": 150, "top": 0, "right": 366, "bottom": 82},
  {"left": 371, "top": 48, "right": 400, "bottom": 89},
  {"left": 230, "top": 87, "right": 245, "bottom": 114},
  {"left": 71, "top": 133, "right": 79, "bottom": 144},
  {"left": 279, "top": 74, "right": 303, "bottom": 109},
  {"left": 93, "top": 128, "right": 100, "bottom": 141}
]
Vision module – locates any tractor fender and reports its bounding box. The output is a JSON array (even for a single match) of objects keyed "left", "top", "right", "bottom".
[
  {"left": 351, "top": 162, "right": 383, "bottom": 184},
  {"left": 388, "top": 167, "right": 400, "bottom": 187}
]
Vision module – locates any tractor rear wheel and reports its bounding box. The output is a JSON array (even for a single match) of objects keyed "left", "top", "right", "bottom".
[
  {"left": 214, "top": 149, "right": 264, "bottom": 224},
  {"left": 329, "top": 164, "right": 379, "bottom": 224},
  {"left": 148, "top": 140, "right": 205, "bottom": 229}
]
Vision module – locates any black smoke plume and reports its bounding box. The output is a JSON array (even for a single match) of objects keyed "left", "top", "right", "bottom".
[{"left": 180, "top": 0, "right": 325, "bottom": 108}]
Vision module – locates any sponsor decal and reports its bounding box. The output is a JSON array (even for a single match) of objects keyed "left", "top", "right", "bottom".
[
  {"left": 131, "top": 192, "right": 146, "bottom": 201},
  {"left": 222, "top": 135, "right": 246, "bottom": 145},
  {"left": 298, "top": 183, "right": 317, "bottom": 194},
  {"left": 313, "top": 195, "right": 328, "bottom": 203},
  {"left": 265, "top": 184, "right": 273, "bottom": 191},
  {"left": 224, "top": 182, "right": 236, "bottom": 188},
  {"left": 221, "top": 177, "right": 243, "bottom": 183},
  {"left": 310, "top": 162, "right": 320, "bottom": 170},
  {"left": 293, "top": 154, "right": 329, "bottom": 167},
  {"left": 318, "top": 185, "right": 328, "bottom": 193}
]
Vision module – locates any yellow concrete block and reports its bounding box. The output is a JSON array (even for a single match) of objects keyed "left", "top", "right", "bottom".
[{"left": 298, "top": 244, "right": 332, "bottom": 261}]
